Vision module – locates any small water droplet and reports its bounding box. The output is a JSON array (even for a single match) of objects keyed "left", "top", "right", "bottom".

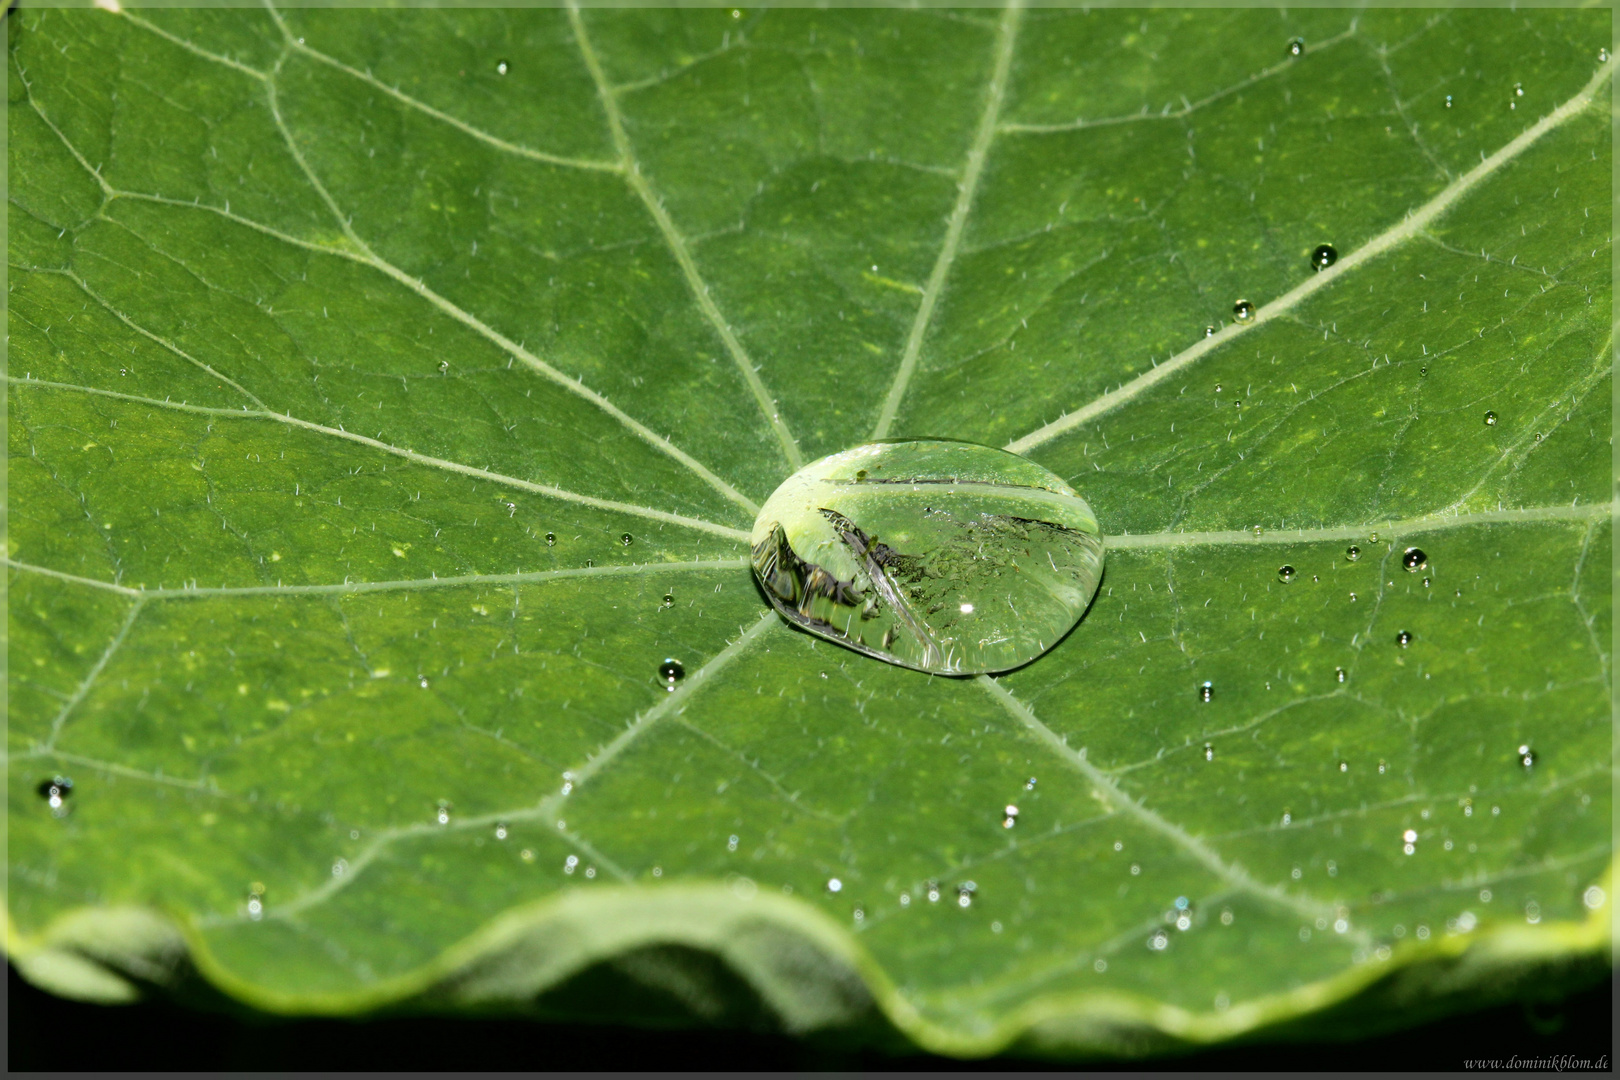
[
  {"left": 956, "top": 881, "right": 976, "bottom": 907},
  {"left": 1484, "top": 410, "right": 1498, "bottom": 426},
  {"left": 1278, "top": 564, "right": 1296, "bottom": 583},
  {"left": 1338, "top": 760, "right": 1349, "bottom": 773},
  {"left": 1345, "top": 545, "right": 1360, "bottom": 561},
  {"left": 1378, "top": 759, "right": 1387, "bottom": 774},
  {"left": 1518, "top": 743, "right": 1536, "bottom": 767},
  {"left": 1395, "top": 630, "right": 1413, "bottom": 647},
  {"left": 1311, "top": 244, "right": 1337, "bottom": 271},
  {"left": 246, "top": 892, "right": 264, "bottom": 920},
  {"left": 1148, "top": 929, "right": 1169, "bottom": 951},
  {"left": 1419, "top": 366, "right": 1427, "bottom": 377},
  {"left": 1533, "top": 432, "right": 1543, "bottom": 442},
  {"left": 495, "top": 823, "right": 508, "bottom": 840},
  {"left": 926, "top": 880, "right": 941, "bottom": 903},
  {"left": 1422, "top": 576, "right": 1431, "bottom": 588},
  {"left": 662, "top": 594, "right": 674, "bottom": 607},
  {"left": 1335, "top": 667, "right": 1347, "bottom": 683},
  {"left": 545, "top": 532, "right": 556, "bottom": 545},
  {"left": 621, "top": 533, "right": 634, "bottom": 546},
  {"left": 1348, "top": 592, "right": 1358, "bottom": 602},
  {"left": 37, "top": 776, "right": 73, "bottom": 813},
  {"left": 1214, "top": 383, "right": 1223, "bottom": 393},
  {"left": 1024, "top": 777, "right": 1037, "bottom": 790},
  {"left": 1198, "top": 680, "right": 1214, "bottom": 702},
  {"left": 1602, "top": 48, "right": 1611, "bottom": 62},
  {"left": 435, "top": 800, "right": 451, "bottom": 825},
  {"left": 1286, "top": 36, "right": 1305, "bottom": 57},
  {"left": 1444, "top": 94, "right": 1453, "bottom": 108},
  {"left": 1233, "top": 299, "right": 1255, "bottom": 322},
  {"left": 1204, "top": 325, "right": 1218, "bottom": 337},
  {"left": 727, "top": 834, "right": 739, "bottom": 851},
  {"left": 1402, "top": 547, "right": 1427, "bottom": 572},
  {"left": 1203, "top": 743, "right": 1215, "bottom": 761},
  {"left": 1514, "top": 82, "right": 1524, "bottom": 96},
  {"left": 496, "top": 60, "right": 509, "bottom": 75},
  {"left": 827, "top": 877, "right": 842, "bottom": 893},
  {"left": 658, "top": 658, "right": 685, "bottom": 687}
]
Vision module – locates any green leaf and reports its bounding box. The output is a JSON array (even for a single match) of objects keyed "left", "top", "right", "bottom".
[{"left": 8, "top": 4, "right": 1612, "bottom": 1057}]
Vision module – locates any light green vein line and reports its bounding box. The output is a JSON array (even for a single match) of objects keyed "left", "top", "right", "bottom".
[
  {"left": 5, "top": 557, "right": 747, "bottom": 600},
  {"left": 262, "top": 610, "right": 778, "bottom": 920},
  {"left": 998, "top": 26, "right": 1358, "bottom": 134},
  {"left": 13, "top": 748, "right": 224, "bottom": 794},
  {"left": 28, "top": 267, "right": 268, "bottom": 411},
  {"left": 114, "top": 8, "right": 269, "bottom": 82},
  {"left": 567, "top": 2, "right": 804, "bottom": 473},
  {"left": 871, "top": 0, "right": 1021, "bottom": 441},
  {"left": 1103, "top": 502, "right": 1612, "bottom": 551},
  {"left": 978, "top": 675, "right": 1341, "bottom": 925},
  {"left": 1005, "top": 52, "right": 1617, "bottom": 457},
  {"left": 286, "top": 42, "right": 622, "bottom": 174},
  {"left": 8, "top": 377, "right": 752, "bottom": 543},
  {"left": 45, "top": 599, "right": 145, "bottom": 750}
]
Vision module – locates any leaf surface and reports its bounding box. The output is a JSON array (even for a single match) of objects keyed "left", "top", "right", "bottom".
[{"left": 7, "top": 5, "right": 1613, "bottom": 1055}]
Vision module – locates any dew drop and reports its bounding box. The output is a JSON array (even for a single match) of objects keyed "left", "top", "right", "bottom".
[
  {"left": 662, "top": 594, "right": 674, "bottom": 608},
  {"left": 1233, "top": 299, "right": 1255, "bottom": 322},
  {"left": 1338, "top": 760, "right": 1349, "bottom": 773},
  {"left": 435, "top": 800, "right": 451, "bottom": 825},
  {"left": 494, "top": 823, "right": 508, "bottom": 840},
  {"left": 1278, "top": 564, "right": 1296, "bottom": 583},
  {"left": 1002, "top": 804, "right": 1019, "bottom": 829},
  {"left": 1345, "top": 545, "right": 1361, "bottom": 561},
  {"left": 1518, "top": 743, "right": 1536, "bottom": 768},
  {"left": 926, "top": 880, "right": 941, "bottom": 903},
  {"left": 37, "top": 776, "right": 73, "bottom": 813},
  {"left": 1419, "top": 366, "right": 1427, "bottom": 377},
  {"left": 658, "top": 658, "right": 685, "bottom": 688},
  {"left": 1348, "top": 592, "right": 1358, "bottom": 603},
  {"left": 1025, "top": 777, "right": 1037, "bottom": 790},
  {"left": 621, "top": 533, "right": 634, "bottom": 547},
  {"left": 1602, "top": 47, "right": 1612, "bottom": 62},
  {"left": 246, "top": 891, "right": 264, "bottom": 921},
  {"left": 1214, "top": 383, "right": 1223, "bottom": 393},
  {"left": 1514, "top": 82, "right": 1524, "bottom": 96},
  {"left": 750, "top": 440, "right": 1104, "bottom": 674},
  {"left": 1484, "top": 410, "right": 1498, "bottom": 426},
  {"left": 1533, "top": 432, "right": 1543, "bottom": 442},
  {"left": 827, "top": 877, "right": 842, "bottom": 893},
  {"left": 1445, "top": 94, "right": 1454, "bottom": 108},
  {"left": 1204, "top": 743, "right": 1215, "bottom": 761},
  {"left": 957, "top": 881, "right": 976, "bottom": 908},
  {"left": 1198, "top": 680, "right": 1214, "bottom": 702},
  {"left": 1395, "top": 630, "right": 1413, "bottom": 648},
  {"left": 1378, "top": 759, "right": 1387, "bottom": 774},
  {"left": 545, "top": 532, "right": 557, "bottom": 546},
  {"left": 496, "top": 60, "right": 509, "bottom": 75},
  {"left": 1422, "top": 577, "right": 1431, "bottom": 588},
  {"left": 1335, "top": 667, "right": 1347, "bottom": 683},
  {"left": 1204, "top": 325, "right": 1218, "bottom": 338},
  {"left": 1402, "top": 547, "right": 1427, "bottom": 572},
  {"left": 1286, "top": 36, "right": 1305, "bottom": 56},
  {"left": 1311, "top": 244, "right": 1338, "bottom": 271}
]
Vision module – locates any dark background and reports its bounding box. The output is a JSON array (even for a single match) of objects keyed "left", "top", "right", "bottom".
[{"left": 7, "top": 962, "right": 1612, "bottom": 1070}]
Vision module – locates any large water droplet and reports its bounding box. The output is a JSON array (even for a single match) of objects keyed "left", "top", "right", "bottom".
[
  {"left": 1278, "top": 564, "right": 1296, "bottom": 583},
  {"left": 1345, "top": 545, "right": 1361, "bottom": 562},
  {"left": 1402, "top": 547, "right": 1427, "bottom": 571},
  {"left": 662, "top": 594, "right": 674, "bottom": 608},
  {"left": 621, "top": 533, "right": 634, "bottom": 547},
  {"left": 750, "top": 440, "right": 1104, "bottom": 674},
  {"left": 1311, "top": 244, "right": 1338, "bottom": 271},
  {"left": 659, "top": 658, "right": 685, "bottom": 688},
  {"left": 1233, "top": 299, "right": 1255, "bottom": 322},
  {"left": 545, "top": 532, "right": 557, "bottom": 546},
  {"left": 1484, "top": 411, "right": 1498, "bottom": 426}
]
